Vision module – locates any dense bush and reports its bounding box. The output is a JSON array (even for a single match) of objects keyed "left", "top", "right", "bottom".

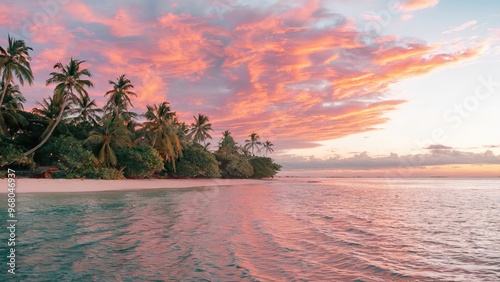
[
  {"left": 38, "top": 136, "right": 124, "bottom": 179},
  {"left": 249, "top": 157, "right": 281, "bottom": 179},
  {"left": 0, "top": 143, "right": 30, "bottom": 167},
  {"left": 214, "top": 142, "right": 255, "bottom": 178},
  {"left": 34, "top": 135, "right": 64, "bottom": 166},
  {"left": 116, "top": 145, "right": 164, "bottom": 178},
  {"left": 171, "top": 144, "right": 220, "bottom": 178},
  {"left": 225, "top": 157, "right": 254, "bottom": 178},
  {"left": 0, "top": 136, "right": 32, "bottom": 167}
]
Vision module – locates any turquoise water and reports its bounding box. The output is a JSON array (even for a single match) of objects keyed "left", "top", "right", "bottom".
[{"left": 1, "top": 178, "right": 500, "bottom": 281}]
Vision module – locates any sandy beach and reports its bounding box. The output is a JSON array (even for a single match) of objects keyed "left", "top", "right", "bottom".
[{"left": 0, "top": 178, "right": 270, "bottom": 193}]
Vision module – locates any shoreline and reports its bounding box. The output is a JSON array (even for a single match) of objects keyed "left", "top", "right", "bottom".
[{"left": 0, "top": 178, "right": 271, "bottom": 194}]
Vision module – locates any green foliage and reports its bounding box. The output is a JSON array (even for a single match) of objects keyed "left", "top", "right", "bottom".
[
  {"left": 215, "top": 151, "right": 253, "bottom": 178},
  {"left": 53, "top": 166, "right": 124, "bottom": 180},
  {"left": 169, "top": 144, "right": 220, "bottom": 178},
  {"left": 38, "top": 135, "right": 123, "bottom": 179},
  {"left": 226, "top": 157, "right": 253, "bottom": 178},
  {"left": 116, "top": 145, "right": 164, "bottom": 178},
  {"left": 214, "top": 150, "right": 233, "bottom": 178},
  {"left": 105, "top": 74, "right": 137, "bottom": 121},
  {"left": 215, "top": 130, "right": 253, "bottom": 178},
  {"left": 0, "top": 136, "right": 32, "bottom": 167},
  {"left": 214, "top": 131, "right": 254, "bottom": 178},
  {"left": 84, "top": 115, "right": 132, "bottom": 167},
  {"left": 34, "top": 135, "right": 66, "bottom": 166},
  {"left": 188, "top": 114, "right": 213, "bottom": 145},
  {"left": 21, "top": 58, "right": 95, "bottom": 157},
  {"left": 0, "top": 83, "right": 28, "bottom": 135},
  {"left": 144, "top": 101, "right": 183, "bottom": 171},
  {"left": 249, "top": 157, "right": 282, "bottom": 179},
  {"left": 218, "top": 130, "right": 238, "bottom": 154}
]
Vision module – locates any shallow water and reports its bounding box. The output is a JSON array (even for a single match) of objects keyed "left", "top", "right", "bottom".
[{"left": 1, "top": 178, "right": 499, "bottom": 281}]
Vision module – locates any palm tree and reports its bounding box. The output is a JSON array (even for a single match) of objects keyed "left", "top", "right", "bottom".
[
  {"left": 31, "top": 95, "right": 71, "bottom": 139},
  {"left": 262, "top": 140, "right": 274, "bottom": 156},
  {"left": 84, "top": 114, "right": 131, "bottom": 167},
  {"left": 24, "top": 58, "right": 93, "bottom": 156},
  {"left": 220, "top": 130, "right": 232, "bottom": 143},
  {"left": 244, "top": 132, "right": 261, "bottom": 156},
  {"left": 218, "top": 130, "right": 237, "bottom": 151},
  {"left": 188, "top": 114, "right": 213, "bottom": 145},
  {"left": 204, "top": 142, "right": 212, "bottom": 151},
  {"left": 144, "top": 101, "right": 182, "bottom": 170},
  {"left": 0, "top": 35, "right": 34, "bottom": 117},
  {"left": 175, "top": 120, "right": 190, "bottom": 146},
  {"left": 238, "top": 145, "right": 251, "bottom": 157},
  {"left": 104, "top": 74, "right": 137, "bottom": 121},
  {"left": 0, "top": 83, "right": 27, "bottom": 135},
  {"left": 0, "top": 83, "right": 24, "bottom": 109},
  {"left": 32, "top": 96, "right": 70, "bottom": 121},
  {"left": 71, "top": 95, "right": 102, "bottom": 126}
]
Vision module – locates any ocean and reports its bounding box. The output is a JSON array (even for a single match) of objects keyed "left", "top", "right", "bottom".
[{"left": 1, "top": 178, "right": 499, "bottom": 281}]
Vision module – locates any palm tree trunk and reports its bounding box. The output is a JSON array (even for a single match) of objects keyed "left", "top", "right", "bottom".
[
  {"left": 23, "top": 100, "right": 69, "bottom": 156},
  {"left": 0, "top": 78, "right": 9, "bottom": 114},
  {"left": 152, "top": 131, "right": 158, "bottom": 147}
]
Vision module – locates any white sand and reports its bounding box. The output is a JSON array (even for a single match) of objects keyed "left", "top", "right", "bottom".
[{"left": 0, "top": 178, "right": 270, "bottom": 193}]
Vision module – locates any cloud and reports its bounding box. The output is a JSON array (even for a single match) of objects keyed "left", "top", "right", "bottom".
[
  {"left": 399, "top": 0, "right": 439, "bottom": 12},
  {"left": 443, "top": 20, "right": 478, "bottom": 34},
  {"left": 276, "top": 149, "right": 500, "bottom": 171},
  {"left": 485, "top": 145, "right": 500, "bottom": 148},
  {"left": 0, "top": 0, "right": 483, "bottom": 151},
  {"left": 425, "top": 144, "right": 452, "bottom": 150}
]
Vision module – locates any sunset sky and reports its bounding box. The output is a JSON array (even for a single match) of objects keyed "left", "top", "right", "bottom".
[{"left": 1, "top": 0, "right": 500, "bottom": 176}]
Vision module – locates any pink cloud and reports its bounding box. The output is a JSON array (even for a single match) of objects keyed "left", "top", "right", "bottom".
[
  {"left": 0, "top": 0, "right": 483, "bottom": 150},
  {"left": 399, "top": 0, "right": 439, "bottom": 12}
]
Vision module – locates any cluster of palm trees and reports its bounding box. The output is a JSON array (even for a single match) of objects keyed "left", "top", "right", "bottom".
[
  {"left": 244, "top": 132, "right": 274, "bottom": 157},
  {"left": 0, "top": 36, "right": 34, "bottom": 137},
  {"left": 1, "top": 35, "right": 276, "bottom": 173}
]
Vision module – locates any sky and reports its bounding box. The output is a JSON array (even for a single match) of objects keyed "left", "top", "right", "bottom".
[{"left": 1, "top": 0, "right": 500, "bottom": 177}]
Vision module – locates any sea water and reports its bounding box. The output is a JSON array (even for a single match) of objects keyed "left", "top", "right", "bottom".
[{"left": 0, "top": 178, "right": 499, "bottom": 281}]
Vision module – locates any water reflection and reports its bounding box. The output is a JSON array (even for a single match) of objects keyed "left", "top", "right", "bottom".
[{"left": 0, "top": 179, "right": 499, "bottom": 281}]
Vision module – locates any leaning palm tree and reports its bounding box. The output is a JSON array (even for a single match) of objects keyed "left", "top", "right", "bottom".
[
  {"left": 0, "top": 83, "right": 27, "bottom": 135},
  {"left": 188, "top": 114, "right": 213, "bottom": 145},
  {"left": 262, "top": 140, "right": 274, "bottom": 157},
  {"left": 84, "top": 114, "right": 131, "bottom": 167},
  {"left": 244, "top": 132, "right": 261, "bottom": 156},
  {"left": 24, "top": 58, "right": 93, "bottom": 156},
  {"left": 31, "top": 95, "right": 71, "bottom": 139},
  {"left": 32, "top": 96, "right": 69, "bottom": 121},
  {"left": 0, "top": 35, "right": 34, "bottom": 117},
  {"left": 104, "top": 74, "right": 137, "bottom": 121},
  {"left": 143, "top": 101, "right": 182, "bottom": 171}
]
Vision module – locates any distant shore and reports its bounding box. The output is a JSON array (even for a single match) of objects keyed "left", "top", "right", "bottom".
[{"left": 0, "top": 178, "right": 270, "bottom": 194}]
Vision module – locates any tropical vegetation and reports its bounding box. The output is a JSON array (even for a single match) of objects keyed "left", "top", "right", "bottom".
[{"left": 0, "top": 35, "right": 281, "bottom": 180}]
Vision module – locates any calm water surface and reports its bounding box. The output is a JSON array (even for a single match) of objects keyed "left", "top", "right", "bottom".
[{"left": 1, "top": 178, "right": 499, "bottom": 281}]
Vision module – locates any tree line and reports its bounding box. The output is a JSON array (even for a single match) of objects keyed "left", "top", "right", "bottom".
[{"left": 0, "top": 35, "right": 281, "bottom": 179}]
